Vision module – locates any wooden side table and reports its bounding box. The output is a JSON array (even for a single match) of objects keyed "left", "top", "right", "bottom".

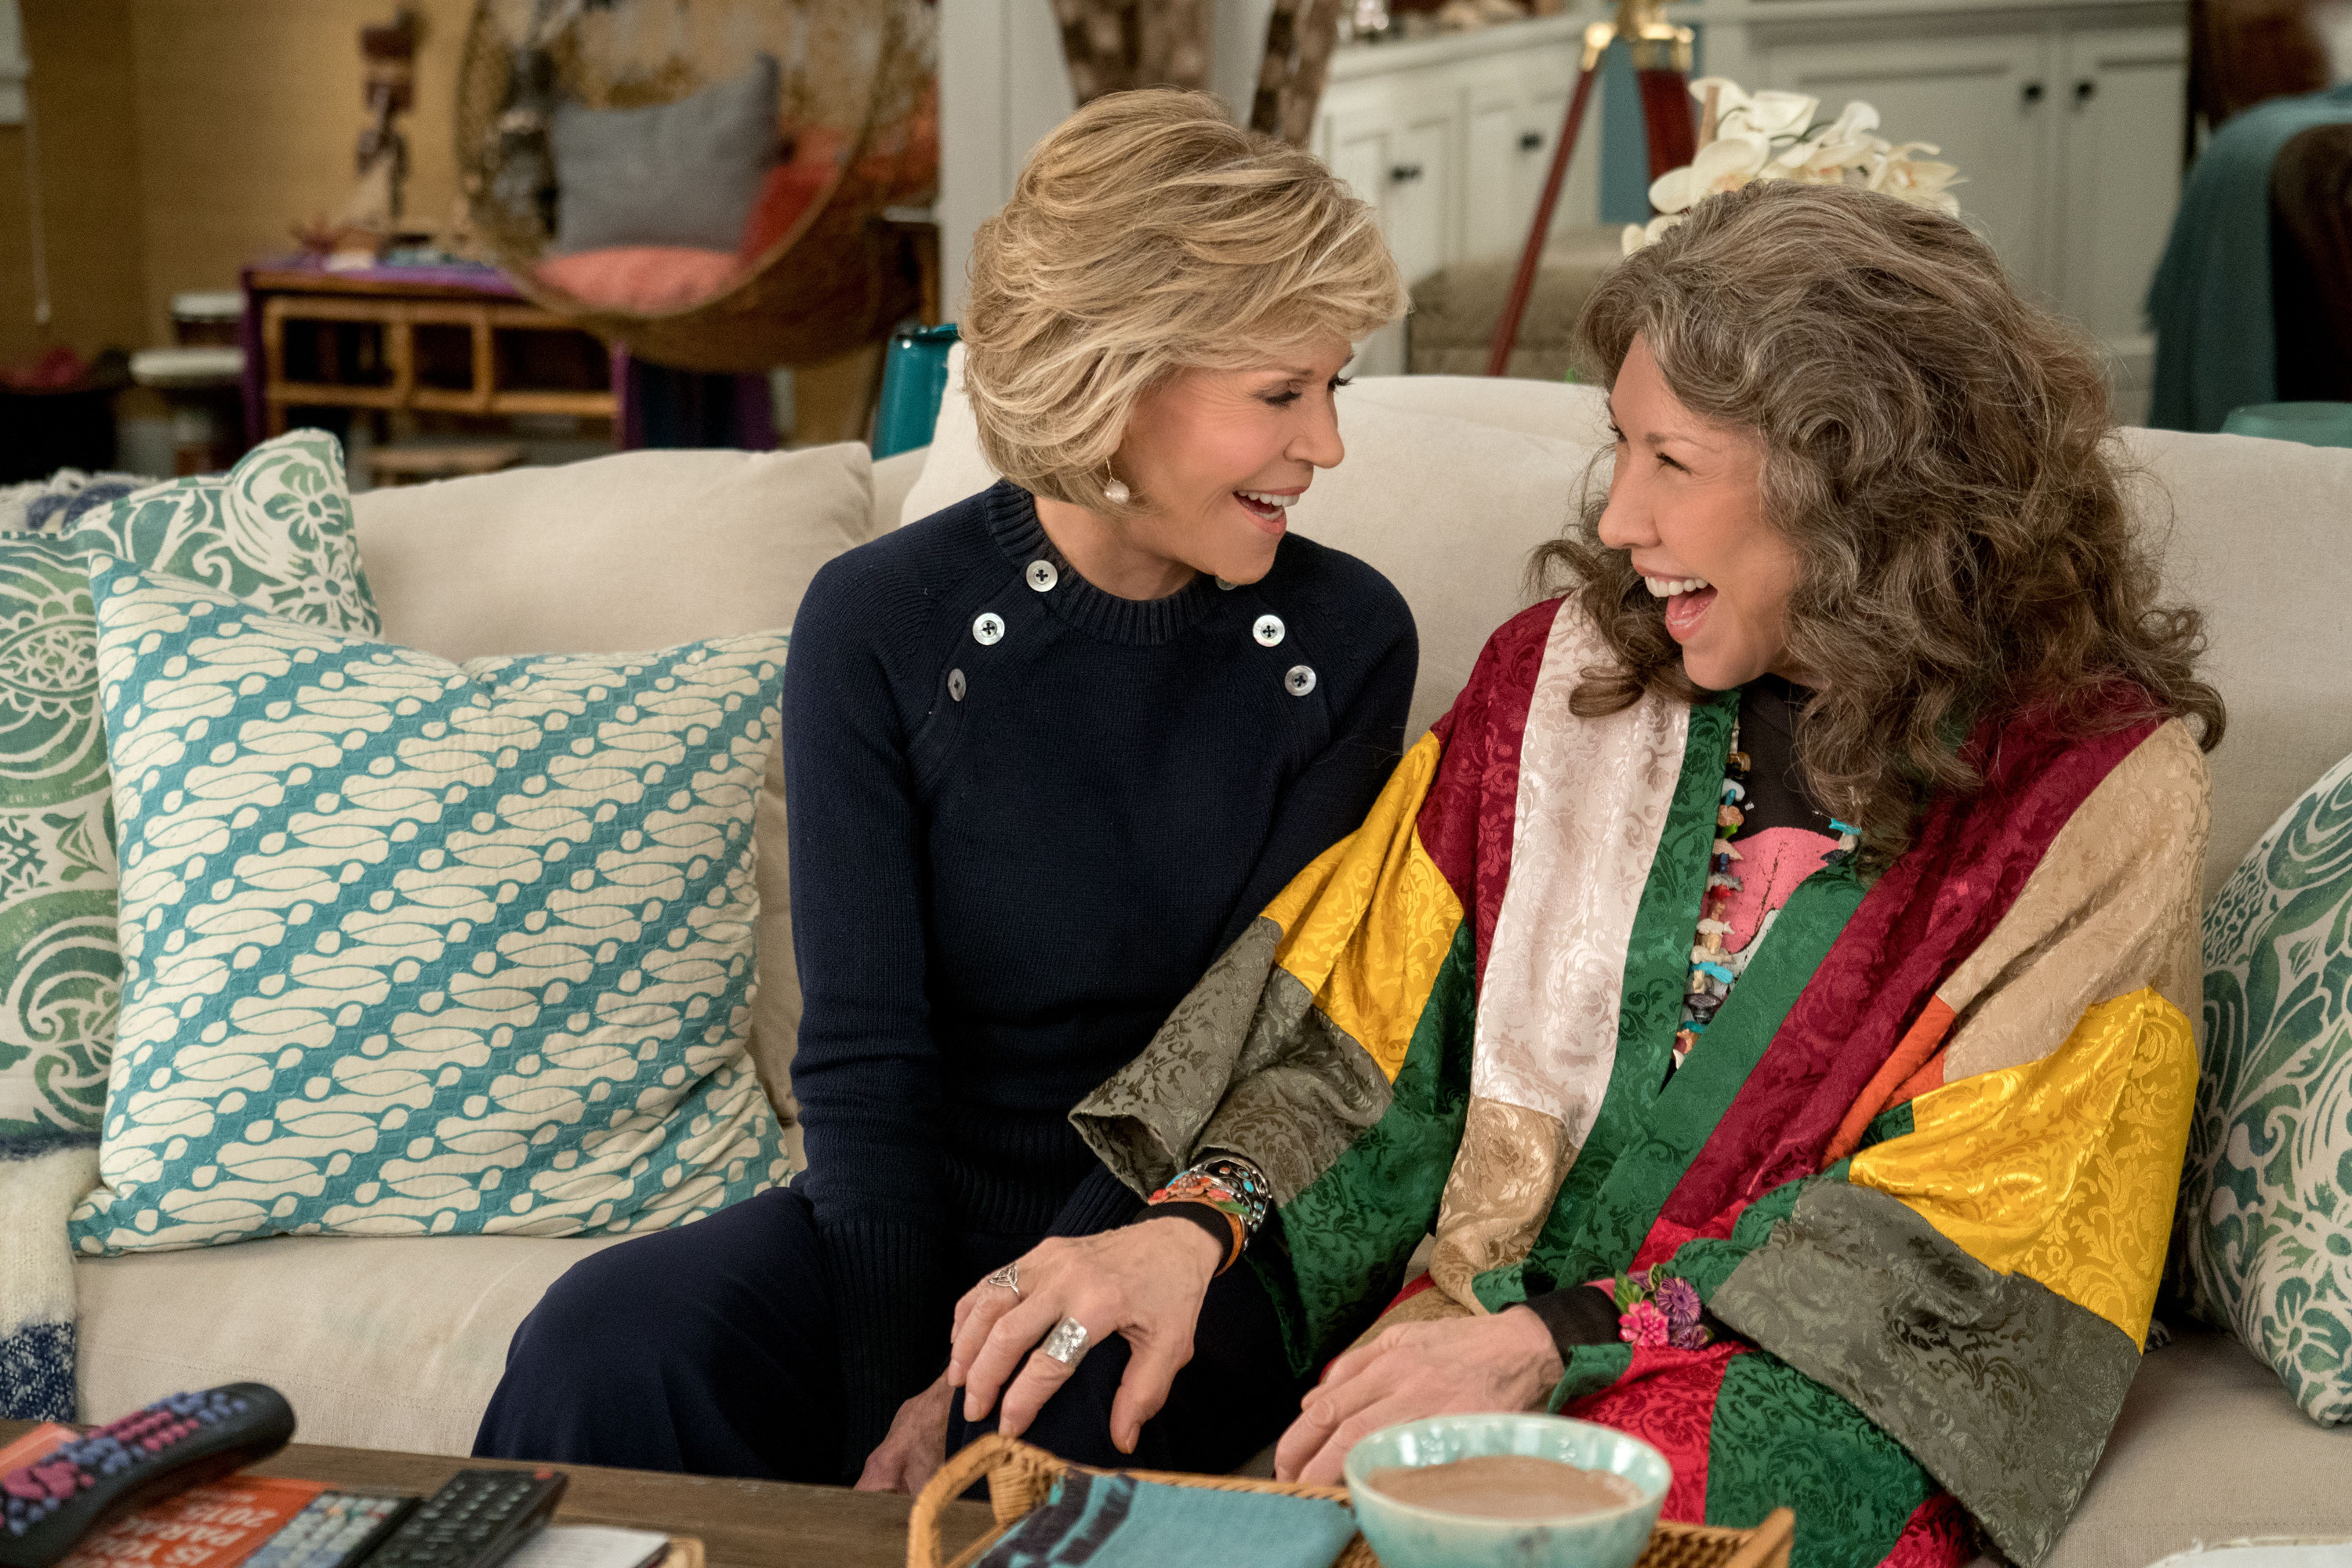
[
  {"left": 245, "top": 262, "right": 618, "bottom": 441},
  {"left": 0, "top": 1421, "right": 997, "bottom": 1568}
]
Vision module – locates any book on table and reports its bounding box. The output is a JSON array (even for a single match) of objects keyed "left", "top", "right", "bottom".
[{"left": 0, "top": 1425, "right": 688, "bottom": 1568}]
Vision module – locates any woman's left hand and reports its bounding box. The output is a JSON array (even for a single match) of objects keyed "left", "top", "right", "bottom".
[
  {"left": 949, "top": 1217, "right": 1224, "bottom": 1454},
  {"left": 1273, "top": 1306, "right": 1566, "bottom": 1485}
]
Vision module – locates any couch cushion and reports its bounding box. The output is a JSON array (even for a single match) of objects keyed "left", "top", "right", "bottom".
[
  {"left": 350, "top": 443, "right": 872, "bottom": 664},
  {"left": 350, "top": 441, "right": 878, "bottom": 1131},
  {"left": 872, "top": 445, "right": 927, "bottom": 538},
  {"left": 2046, "top": 1328, "right": 2352, "bottom": 1568},
  {"left": 2119, "top": 430, "right": 2352, "bottom": 904},
  {"left": 74, "top": 1234, "right": 623, "bottom": 1455},
  {"left": 898, "top": 344, "right": 993, "bottom": 529}
]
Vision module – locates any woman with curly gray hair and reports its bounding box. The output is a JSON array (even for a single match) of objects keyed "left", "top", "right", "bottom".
[
  {"left": 1047, "top": 180, "right": 2221, "bottom": 1567},
  {"left": 477, "top": 89, "right": 1417, "bottom": 1492}
]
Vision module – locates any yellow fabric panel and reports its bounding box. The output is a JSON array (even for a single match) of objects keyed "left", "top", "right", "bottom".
[
  {"left": 1265, "top": 731, "right": 1461, "bottom": 1083},
  {"left": 1849, "top": 985, "right": 2197, "bottom": 1348}
]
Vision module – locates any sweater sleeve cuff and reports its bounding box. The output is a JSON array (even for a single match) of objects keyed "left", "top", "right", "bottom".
[
  {"left": 1047, "top": 1160, "right": 1145, "bottom": 1238},
  {"left": 1525, "top": 1284, "right": 1626, "bottom": 1360},
  {"left": 816, "top": 1217, "right": 952, "bottom": 1473}
]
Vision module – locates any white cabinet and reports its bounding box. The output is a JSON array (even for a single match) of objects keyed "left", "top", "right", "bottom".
[
  {"left": 1316, "top": 17, "right": 1606, "bottom": 373},
  {"left": 1312, "top": 2, "right": 2183, "bottom": 403},
  {"left": 2053, "top": 25, "right": 2189, "bottom": 350},
  {"left": 1746, "top": 5, "right": 2186, "bottom": 415},
  {"left": 1758, "top": 30, "right": 2055, "bottom": 285}
]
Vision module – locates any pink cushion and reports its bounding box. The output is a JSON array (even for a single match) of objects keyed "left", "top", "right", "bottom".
[
  {"left": 738, "top": 139, "right": 841, "bottom": 263},
  {"left": 536, "top": 246, "right": 743, "bottom": 313}
]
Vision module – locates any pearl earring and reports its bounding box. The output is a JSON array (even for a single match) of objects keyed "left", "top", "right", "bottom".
[{"left": 1104, "top": 479, "right": 1131, "bottom": 506}]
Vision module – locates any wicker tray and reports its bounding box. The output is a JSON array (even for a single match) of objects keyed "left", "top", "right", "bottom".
[{"left": 907, "top": 1435, "right": 1795, "bottom": 1568}]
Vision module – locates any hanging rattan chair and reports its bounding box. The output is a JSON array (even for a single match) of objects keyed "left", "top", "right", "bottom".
[{"left": 456, "top": 0, "right": 935, "bottom": 374}]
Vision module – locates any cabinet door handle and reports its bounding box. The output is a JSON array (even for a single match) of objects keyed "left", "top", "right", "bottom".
[
  {"left": 2022, "top": 80, "right": 2045, "bottom": 105},
  {"left": 1519, "top": 130, "right": 1544, "bottom": 151},
  {"left": 2074, "top": 78, "right": 2098, "bottom": 105},
  {"left": 1390, "top": 162, "right": 1425, "bottom": 183}
]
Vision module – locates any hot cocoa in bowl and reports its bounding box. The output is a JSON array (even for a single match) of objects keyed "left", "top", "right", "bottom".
[{"left": 1342, "top": 1414, "right": 1670, "bottom": 1568}]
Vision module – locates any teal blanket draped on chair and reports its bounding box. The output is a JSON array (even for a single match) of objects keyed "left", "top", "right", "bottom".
[{"left": 2147, "top": 84, "right": 2352, "bottom": 433}]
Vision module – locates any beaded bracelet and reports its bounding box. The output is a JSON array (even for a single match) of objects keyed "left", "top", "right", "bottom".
[
  {"left": 1589, "top": 1265, "right": 1713, "bottom": 1351},
  {"left": 1148, "top": 1154, "right": 1273, "bottom": 1272}
]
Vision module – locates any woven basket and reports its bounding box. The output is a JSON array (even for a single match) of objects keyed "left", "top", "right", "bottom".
[{"left": 906, "top": 1435, "right": 1795, "bottom": 1568}]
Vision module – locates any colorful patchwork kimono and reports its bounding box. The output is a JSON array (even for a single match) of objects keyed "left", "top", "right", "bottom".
[{"left": 1073, "top": 598, "right": 2209, "bottom": 1568}]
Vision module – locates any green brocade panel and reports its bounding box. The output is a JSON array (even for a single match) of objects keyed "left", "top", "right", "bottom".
[
  {"left": 1669, "top": 1106, "right": 1901, "bottom": 1303},
  {"left": 1518, "top": 854, "right": 1866, "bottom": 1296},
  {"left": 1544, "top": 1341, "right": 1635, "bottom": 1412},
  {"left": 1472, "top": 691, "right": 1735, "bottom": 1311},
  {"left": 1254, "top": 923, "right": 1479, "bottom": 1375},
  {"left": 1705, "top": 1350, "right": 1934, "bottom": 1567}
]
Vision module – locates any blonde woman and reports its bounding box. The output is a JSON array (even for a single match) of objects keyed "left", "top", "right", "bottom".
[{"left": 476, "top": 90, "right": 1414, "bottom": 1490}]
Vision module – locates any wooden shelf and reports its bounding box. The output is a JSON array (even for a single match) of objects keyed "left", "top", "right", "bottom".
[{"left": 260, "top": 291, "right": 615, "bottom": 434}]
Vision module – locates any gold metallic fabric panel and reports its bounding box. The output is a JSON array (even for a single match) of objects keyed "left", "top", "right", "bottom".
[
  {"left": 1937, "top": 720, "right": 2209, "bottom": 1083},
  {"left": 1266, "top": 731, "right": 1462, "bottom": 1085},
  {"left": 1849, "top": 985, "right": 2198, "bottom": 1346},
  {"left": 1425, "top": 1094, "right": 1577, "bottom": 1312}
]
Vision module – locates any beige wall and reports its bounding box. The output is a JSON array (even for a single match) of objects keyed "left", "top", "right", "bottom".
[
  {"left": 0, "top": 0, "right": 473, "bottom": 367},
  {"left": 0, "top": 0, "right": 147, "bottom": 366}
]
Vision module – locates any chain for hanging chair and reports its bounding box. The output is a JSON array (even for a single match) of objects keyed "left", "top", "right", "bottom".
[{"left": 457, "top": 0, "right": 936, "bottom": 372}]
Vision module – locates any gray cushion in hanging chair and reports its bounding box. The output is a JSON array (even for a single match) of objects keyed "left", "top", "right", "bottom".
[{"left": 548, "top": 51, "right": 781, "bottom": 254}]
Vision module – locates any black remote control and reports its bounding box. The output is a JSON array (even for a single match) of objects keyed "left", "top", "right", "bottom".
[
  {"left": 358, "top": 1468, "right": 568, "bottom": 1568},
  {"left": 243, "top": 1490, "right": 418, "bottom": 1568},
  {"left": 0, "top": 1383, "right": 296, "bottom": 1568}
]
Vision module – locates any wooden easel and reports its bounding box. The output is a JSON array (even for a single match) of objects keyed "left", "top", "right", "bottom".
[{"left": 1484, "top": 0, "right": 1696, "bottom": 376}]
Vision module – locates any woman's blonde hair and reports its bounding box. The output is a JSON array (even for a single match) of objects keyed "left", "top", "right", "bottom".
[
  {"left": 963, "top": 89, "right": 1406, "bottom": 515},
  {"left": 1538, "top": 180, "right": 2223, "bottom": 861}
]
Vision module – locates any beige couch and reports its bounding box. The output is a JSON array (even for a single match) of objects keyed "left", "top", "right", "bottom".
[{"left": 71, "top": 371, "right": 2352, "bottom": 1565}]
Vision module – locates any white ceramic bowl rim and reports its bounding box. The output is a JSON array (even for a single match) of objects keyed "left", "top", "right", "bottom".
[{"left": 1343, "top": 1414, "right": 1671, "bottom": 1532}]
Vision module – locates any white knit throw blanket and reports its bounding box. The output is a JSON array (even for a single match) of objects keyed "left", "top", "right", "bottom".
[{"left": 0, "top": 1135, "right": 96, "bottom": 1420}]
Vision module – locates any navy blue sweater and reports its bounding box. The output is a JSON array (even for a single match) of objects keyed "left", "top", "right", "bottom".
[{"left": 780, "top": 480, "right": 1417, "bottom": 1458}]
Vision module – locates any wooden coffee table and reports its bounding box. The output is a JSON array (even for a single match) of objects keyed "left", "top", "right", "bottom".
[{"left": 0, "top": 1422, "right": 996, "bottom": 1568}]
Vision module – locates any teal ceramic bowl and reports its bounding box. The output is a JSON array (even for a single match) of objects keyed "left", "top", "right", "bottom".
[{"left": 1342, "top": 1414, "right": 1670, "bottom": 1568}]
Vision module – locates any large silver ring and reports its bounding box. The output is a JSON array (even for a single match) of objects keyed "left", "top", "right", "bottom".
[
  {"left": 1040, "top": 1316, "right": 1090, "bottom": 1366},
  {"left": 986, "top": 1262, "right": 1021, "bottom": 1301}
]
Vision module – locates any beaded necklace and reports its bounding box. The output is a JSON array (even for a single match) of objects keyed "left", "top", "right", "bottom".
[
  {"left": 1675, "top": 721, "right": 1751, "bottom": 1069},
  {"left": 1673, "top": 713, "right": 1864, "bottom": 1070}
]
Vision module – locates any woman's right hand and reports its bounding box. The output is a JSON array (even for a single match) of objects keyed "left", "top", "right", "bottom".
[
  {"left": 949, "top": 1217, "right": 1223, "bottom": 1454},
  {"left": 855, "top": 1372, "right": 954, "bottom": 1494}
]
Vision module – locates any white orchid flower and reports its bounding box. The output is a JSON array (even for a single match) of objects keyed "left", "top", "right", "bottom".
[
  {"left": 1642, "top": 80, "right": 1964, "bottom": 230},
  {"left": 1650, "top": 133, "right": 1769, "bottom": 214},
  {"left": 1621, "top": 215, "right": 1686, "bottom": 255},
  {"left": 1774, "top": 99, "right": 1883, "bottom": 176},
  {"left": 1868, "top": 143, "right": 1964, "bottom": 214},
  {"left": 1690, "top": 77, "right": 1820, "bottom": 144}
]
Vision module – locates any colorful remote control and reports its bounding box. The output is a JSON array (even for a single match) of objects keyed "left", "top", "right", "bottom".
[
  {"left": 242, "top": 1490, "right": 418, "bottom": 1568},
  {"left": 358, "top": 1468, "right": 568, "bottom": 1568},
  {"left": 0, "top": 1383, "right": 296, "bottom": 1568}
]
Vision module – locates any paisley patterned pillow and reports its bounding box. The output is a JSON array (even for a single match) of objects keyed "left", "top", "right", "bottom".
[
  {"left": 68, "top": 557, "right": 789, "bottom": 1254},
  {"left": 2182, "top": 750, "right": 2352, "bottom": 1426},
  {"left": 0, "top": 433, "right": 376, "bottom": 1142},
  {"left": 59, "top": 431, "right": 378, "bottom": 637}
]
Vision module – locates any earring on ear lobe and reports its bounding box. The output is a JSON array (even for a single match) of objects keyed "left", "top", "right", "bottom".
[{"left": 1104, "top": 478, "right": 1131, "bottom": 506}]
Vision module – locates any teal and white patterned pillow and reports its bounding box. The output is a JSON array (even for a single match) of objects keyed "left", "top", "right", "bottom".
[
  {"left": 0, "top": 433, "right": 376, "bottom": 1142},
  {"left": 69, "top": 557, "right": 789, "bottom": 1253},
  {"left": 2183, "top": 750, "right": 2352, "bottom": 1426}
]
